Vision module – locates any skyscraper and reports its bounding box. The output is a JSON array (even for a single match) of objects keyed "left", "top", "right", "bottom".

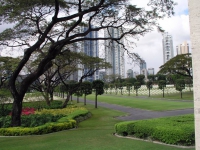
[
  {"left": 104, "top": 28, "right": 125, "bottom": 78},
  {"left": 176, "top": 41, "right": 189, "bottom": 55},
  {"left": 81, "top": 26, "right": 99, "bottom": 82},
  {"left": 69, "top": 27, "right": 99, "bottom": 82},
  {"left": 162, "top": 32, "right": 174, "bottom": 64}
]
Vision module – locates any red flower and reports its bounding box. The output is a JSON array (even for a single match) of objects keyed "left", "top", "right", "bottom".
[{"left": 9, "top": 107, "right": 35, "bottom": 116}]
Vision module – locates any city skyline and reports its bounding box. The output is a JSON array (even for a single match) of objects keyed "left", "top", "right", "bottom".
[{"left": 0, "top": 0, "right": 190, "bottom": 78}]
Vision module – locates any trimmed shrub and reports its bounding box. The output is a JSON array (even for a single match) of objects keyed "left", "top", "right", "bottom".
[
  {"left": 0, "top": 107, "right": 91, "bottom": 136},
  {"left": 115, "top": 114, "right": 195, "bottom": 146}
]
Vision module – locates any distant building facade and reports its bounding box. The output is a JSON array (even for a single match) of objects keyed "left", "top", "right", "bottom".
[
  {"left": 69, "top": 27, "right": 99, "bottom": 82},
  {"left": 162, "top": 32, "right": 174, "bottom": 64},
  {"left": 176, "top": 41, "right": 189, "bottom": 55},
  {"left": 148, "top": 68, "right": 154, "bottom": 75},
  {"left": 127, "top": 69, "right": 134, "bottom": 78},
  {"left": 104, "top": 27, "right": 125, "bottom": 78}
]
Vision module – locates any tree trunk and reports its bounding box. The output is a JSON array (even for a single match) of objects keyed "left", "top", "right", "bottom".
[
  {"left": 11, "top": 95, "right": 23, "bottom": 127},
  {"left": 50, "top": 90, "right": 54, "bottom": 102},
  {"left": 163, "top": 87, "right": 165, "bottom": 98},
  {"left": 84, "top": 94, "right": 86, "bottom": 105},
  {"left": 181, "top": 91, "right": 182, "bottom": 99},
  {"left": 77, "top": 96, "right": 79, "bottom": 103},
  {"left": 62, "top": 94, "right": 71, "bottom": 108},
  {"left": 95, "top": 93, "right": 97, "bottom": 108},
  {"left": 149, "top": 88, "right": 150, "bottom": 97}
]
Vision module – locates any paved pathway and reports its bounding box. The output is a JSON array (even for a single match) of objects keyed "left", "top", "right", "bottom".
[{"left": 68, "top": 96, "right": 194, "bottom": 121}]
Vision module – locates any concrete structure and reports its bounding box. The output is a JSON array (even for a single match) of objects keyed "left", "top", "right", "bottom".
[
  {"left": 127, "top": 69, "right": 134, "bottom": 78},
  {"left": 176, "top": 41, "right": 189, "bottom": 55},
  {"left": 162, "top": 32, "right": 174, "bottom": 64},
  {"left": 104, "top": 27, "right": 125, "bottom": 78},
  {"left": 147, "top": 68, "right": 154, "bottom": 75},
  {"left": 188, "top": 0, "right": 200, "bottom": 149}
]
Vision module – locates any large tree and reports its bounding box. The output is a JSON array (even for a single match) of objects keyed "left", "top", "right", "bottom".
[
  {"left": 157, "top": 53, "right": 192, "bottom": 79},
  {"left": 0, "top": 0, "right": 175, "bottom": 126}
]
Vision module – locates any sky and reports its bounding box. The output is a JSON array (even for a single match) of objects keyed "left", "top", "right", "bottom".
[
  {"left": 126, "top": 0, "right": 190, "bottom": 75},
  {"left": 0, "top": 0, "right": 190, "bottom": 77}
]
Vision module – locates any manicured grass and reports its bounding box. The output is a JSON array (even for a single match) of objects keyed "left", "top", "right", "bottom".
[
  {"left": 0, "top": 104, "right": 194, "bottom": 150},
  {"left": 84, "top": 94, "right": 193, "bottom": 111},
  {"left": 150, "top": 91, "right": 193, "bottom": 100}
]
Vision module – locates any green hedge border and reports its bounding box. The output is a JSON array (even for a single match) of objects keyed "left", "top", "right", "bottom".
[
  {"left": 115, "top": 114, "right": 195, "bottom": 146},
  {"left": 0, "top": 109, "right": 91, "bottom": 136}
]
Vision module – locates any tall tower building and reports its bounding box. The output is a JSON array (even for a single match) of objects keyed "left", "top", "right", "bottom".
[
  {"left": 104, "top": 28, "right": 125, "bottom": 78},
  {"left": 176, "top": 41, "right": 189, "bottom": 55},
  {"left": 162, "top": 32, "right": 174, "bottom": 64},
  {"left": 69, "top": 27, "right": 99, "bottom": 82},
  {"left": 81, "top": 26, "right": 99, "bottom": 82}
]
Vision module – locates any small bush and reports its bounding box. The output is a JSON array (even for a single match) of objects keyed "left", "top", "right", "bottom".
[{"left": 115, "top": 114, "right": 195, "bottom": 146}]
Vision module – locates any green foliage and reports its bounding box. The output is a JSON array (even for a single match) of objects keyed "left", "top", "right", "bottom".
[
  {"left": 175, "top": 79, "right": 185, "bottom": 92},
  {"left": 92, "top": 80, "right": 104, "bottom": 95},
  {"left": 136, "top": 75, "right": 145, "bottom": 85},
  {"left": 134, "top": 82, "right": 141, "bottom": 90},
  {"left": 23, "top": 100, "right": 63, "bottom": 110},
  {"left": 0, "top": 88, "right": 12, "bottom": 117},
  {"left": 0, "top": 107, "right": 90, "bottom": 136},
  {"left": 146, "top": 81, "right": 153, "bottom": 89},
  {"left": 158, "top": 80, "right": 166, "bottom": 90},
  {"left": 115, "top": 114, "right": 195, "bottom": 146},
  {"left": 147, "top": 75, "right": 155, "bottom": 82},
  {"left": 82, "top": 81, "right": 92, "bottom": 96},
  {"left": 158, "top": 53, "right": 192, "bottom": 78}
]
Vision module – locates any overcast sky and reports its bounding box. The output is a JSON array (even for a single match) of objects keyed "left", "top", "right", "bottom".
[
  {"left": 126, "top": 0, "right": 190, "bottom": 75},
  {"left": 0, "top": 0, "right": 190, "bottom": 77}
]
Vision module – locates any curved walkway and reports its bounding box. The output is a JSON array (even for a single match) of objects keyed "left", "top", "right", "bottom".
[{"left": 69, "top": 96, "right": 194, "bottom": 121}]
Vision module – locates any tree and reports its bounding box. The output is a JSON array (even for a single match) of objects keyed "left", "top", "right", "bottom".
[
  {"left": 175, "top": 79, "right": 185, "bottom": 99},
  {"left": 146, "top": 81, "right": 153, "bottom": 97},
  {"left": 136, "top": 74, "right": 145, "bottom": 85},
  {"left": 134, "top": 82, "right": 141, "bottom": 96},
  {"left": 126, "top": 83, "right": 132, "bottom": 96},
  {"left": 158, "top": 80, "right": 166, "bottom": 98},
  {"left": 184, "top": 77, "right": 193, "bottom": 92},
  {"left": 147, "top": 75, "right": 155, "bottom": 83},
  {"left": 82, "top": 81, "right": 92, "bottom": 105},
  {"left": 92, "top": 80, "right": 104, "bottom": 108},
  {"left": 0, "top": 0, "right": 175, "bottom": 126},
  {"left": 104, "top": 83, "right": 109, "bottom": 94},
  {"left": 109, "top": 83, "right": 114, "bottom": 94},
  {"left": 157, "top": 53, "right": 192, "bottom": 79},
  {"left": 125, "top": 77, "right": 136, "bottom": 85},
  {"left": 0, "top": 57, "right": 20, "bottom": 88}
]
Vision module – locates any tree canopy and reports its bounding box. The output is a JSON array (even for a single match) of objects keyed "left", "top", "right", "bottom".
[
  {"left": 157, "top": 53, "right": 192, "bottom": 79},
  {"left": 0, "top": 0, "right": 175, "bottom": 126}
]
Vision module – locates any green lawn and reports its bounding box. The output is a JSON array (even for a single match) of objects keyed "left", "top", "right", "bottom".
[
  {"left": 84, "top": 94, "right": 193, "bottom": 111},
  {"left": 0, "top": 104, "right": 194, "bottom": 150},
  {"left": 150, "top": 91, "right": 193, "bottom": 100}
]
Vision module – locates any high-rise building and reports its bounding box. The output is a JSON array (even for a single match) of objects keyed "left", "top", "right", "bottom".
[
  {"left": 162, "top": 32, "right": 174, "bottom": 64},
  {"left": 104, "top": 27, "right": 125, "bottom": 78},
  {"left": 140, "top": 59, "right": 147, "bottom": 78},
  {"left": 176, "top": 41, "right": 189, "bottom": 55},
  {"left": 147, "top": 68, "right": 154, "bottom": 75},
  {"left": 81, "top": 26, "right": 99, "bottom": 82},
  {"left": 69, "top": 27, "right": 99, "bottom": 82},
  {"left": 127, "top": 69, "right": 134, "bottom": 78}
]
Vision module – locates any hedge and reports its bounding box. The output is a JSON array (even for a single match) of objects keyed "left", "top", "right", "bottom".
[
  {"left": 115, "top": 114, "right": 195, "bottom": 146},
  {"left": 0, "top": 108, "right": 91, "bottom": 136}
]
